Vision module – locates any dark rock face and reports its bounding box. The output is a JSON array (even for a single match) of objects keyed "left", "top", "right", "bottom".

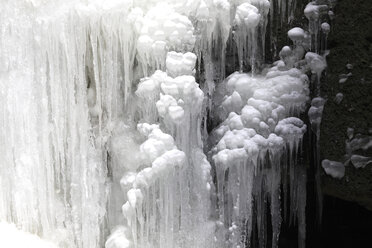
[{"left": 320, "top": 0, "right": 372, "bottom": 210}]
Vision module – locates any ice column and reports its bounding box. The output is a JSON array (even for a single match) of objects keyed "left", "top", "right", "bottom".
[{"left": 108, "top": 51, "right": 214, "bottom": 248}]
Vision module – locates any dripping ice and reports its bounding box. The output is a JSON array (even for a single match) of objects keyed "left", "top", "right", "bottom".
[{"left": 0, "top": 0, "right": 333, "bottom": 248}]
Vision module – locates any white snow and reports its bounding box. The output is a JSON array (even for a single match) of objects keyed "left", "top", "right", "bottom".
[
  {"left": 105, "top": 226, "right": 133, "bottom": 248},
  {"left": 0, "top": 222, "right": 58, "bottom": 248}
]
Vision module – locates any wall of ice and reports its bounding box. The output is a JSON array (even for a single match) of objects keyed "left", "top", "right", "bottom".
[{"left": 0, "top": 0, "right": 333, "bottom": 247}]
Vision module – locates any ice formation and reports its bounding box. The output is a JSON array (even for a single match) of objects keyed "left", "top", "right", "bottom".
[
  {"left": 304, "top": 1, "right": 329, "bottom": 52},
  {"left": 135, "top": 3, "right": 196, "bottom": 74},
  {"left": 112, "top": 51, "right": 213, "bottom": 248},
  {"left": 346, "top": 134, "right": 372, "bottom": 154},
  {"left": 308, "top": 97, "right": 326, "bottom": 138},
  {"left": 322, "top": 128, "right": 372, "bottom": 180},
  {"left": 288, "top": 27, "right": 306, "bottom": 44},
  {"left": 210, "top": 59, "right": 309, "bottom": 247},
  {"left": 233, "top": 0, "right": 270, "bottom": 72},
  {"left": 302, "top": 0, "right": 334, "bottom": 219},
  {"left": 321, "top": 159, "right": 345, "bottom": 179},
  {"left": 0, "top": 0, "right": 333, "bottom": 248},
  {"left": 334, "top": 93, "right": 343, "bottom": 104},
  {"left": 351, "top": 155, "right": 372, "bottom": 169},
  {"left": 338, "top": 72, "right": 352, "bottom": 84}
]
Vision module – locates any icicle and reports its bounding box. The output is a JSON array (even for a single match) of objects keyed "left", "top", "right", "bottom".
[
  {"left": 135, "top": 3, "right": 196, "bottom": 76},
  {"left": 304, "top": 1, "right": 329, "bottom": 53},
  {"left": 233, "top": 0, "right": 270, "bottom": 73}
]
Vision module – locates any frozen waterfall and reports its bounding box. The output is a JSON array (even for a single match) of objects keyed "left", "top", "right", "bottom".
[{"left": 0, "top": 0, "right": 332, "bottom": 247}]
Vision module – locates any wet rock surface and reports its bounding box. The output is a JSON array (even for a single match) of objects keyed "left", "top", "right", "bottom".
[{"left": 320, "top": 0, "right": 372, "bottom": 210}]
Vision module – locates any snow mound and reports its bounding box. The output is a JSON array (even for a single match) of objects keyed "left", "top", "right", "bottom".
[{"left": 0, "top": 222, "right": 58, "bottom": 248}]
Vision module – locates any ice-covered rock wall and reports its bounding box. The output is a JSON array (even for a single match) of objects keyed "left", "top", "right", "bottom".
[{"left": 0, "top": 0, "right": 331, "bottom": 247}]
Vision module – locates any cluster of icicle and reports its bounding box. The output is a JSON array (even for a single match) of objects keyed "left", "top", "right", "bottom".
[
  {"left": 105, "top": 51, "right": 214, "bottom": 248},
  {"left": 0, "top": 0, "right": 332, "bottom": 248},
  {"left": 208, "top": 1, "right": 336, "bottom": 248},
  {"left": 233, "top": 0, "right": 270, "bottom": 72},
  {"left": 209, "top": 45, "right": 309, "bottom": 248}
]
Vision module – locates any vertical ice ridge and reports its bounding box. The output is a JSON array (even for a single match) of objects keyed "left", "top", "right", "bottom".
[
  {"left": 233, "top": 0, "right": 270, "bottom": 73},
  {"left": 0, "top": 2, "right": 140, "bottom": 247}
]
